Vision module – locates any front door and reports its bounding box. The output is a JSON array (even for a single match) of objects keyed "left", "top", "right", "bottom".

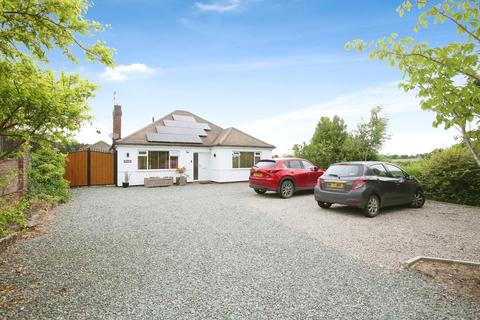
[
  {"left": 193, "top": 153, "right": 199, "bottom": 180},
  {"left": 193, "top": 152, "right": 209, "bottom": 181}
]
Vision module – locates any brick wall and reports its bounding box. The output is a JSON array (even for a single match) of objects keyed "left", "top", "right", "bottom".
[{"left": 0, "top": 156, "right": 28, "bottom": 197}]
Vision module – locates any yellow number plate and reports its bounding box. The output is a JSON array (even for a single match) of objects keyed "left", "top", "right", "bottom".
[
  {"left": 328, "top": 182, "right": 344, "bottom": 189},
  {"left": 253, "top": 172, "right": 262, "bottom": 177}
]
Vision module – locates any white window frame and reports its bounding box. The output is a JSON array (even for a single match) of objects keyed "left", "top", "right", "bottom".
[
  {"left": 232, "top": 151, "right": 262, "bottom": 169},
  {"left": 137, "top": 150, "right": 179, "bottom": 171}
]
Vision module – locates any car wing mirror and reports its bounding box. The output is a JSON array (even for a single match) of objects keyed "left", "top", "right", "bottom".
[{"left": 312, "top": 166, "right": 318, "bottom": 171}]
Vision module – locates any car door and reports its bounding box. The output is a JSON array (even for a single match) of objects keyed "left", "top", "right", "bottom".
[
  {"left": 369, "top": 164, "right": 398, "bottom": 206},
  {"left": 384, "top": 164, "right": 413, "bottom": 204},
  {"left": 301, "top": 160, "right": 321, "bottom": 187},
  {"left": 284, "top": 160, "right": 309, "bottom": 188}
]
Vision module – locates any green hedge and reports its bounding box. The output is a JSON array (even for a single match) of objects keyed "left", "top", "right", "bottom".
[
  {"left": 28, "top": 146, "right": 70, "bottom": 204},
  {"left": 402, "top": 145, "right": 480, "bottom": 206}
]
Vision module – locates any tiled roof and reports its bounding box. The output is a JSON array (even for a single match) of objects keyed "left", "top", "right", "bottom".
[{"left": 116, "top": 110, "right": 274, "bottom": 149}]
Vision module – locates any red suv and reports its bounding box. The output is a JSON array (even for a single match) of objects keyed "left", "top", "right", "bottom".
[{"left": 249, "top": 158, "right": 325, "bottom": 198}]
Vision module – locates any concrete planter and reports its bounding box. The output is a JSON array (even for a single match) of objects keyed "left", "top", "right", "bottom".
[
  {"left": 176, "top": 176, "right": 187, "bottom": 186},
  {"left": 144, "top": 177, "right": 174, "bottom": 188}
]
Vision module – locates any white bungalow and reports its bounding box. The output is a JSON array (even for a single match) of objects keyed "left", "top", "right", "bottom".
[{"left": 111, "top": 105, "right": 275, "bottom": 186}]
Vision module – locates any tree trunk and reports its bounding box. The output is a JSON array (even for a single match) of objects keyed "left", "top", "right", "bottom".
[{"left": 460, "top": 125, "right": 480, "bottom": 167}]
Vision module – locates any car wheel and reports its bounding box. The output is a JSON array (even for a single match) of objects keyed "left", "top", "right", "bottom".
[
  {"left": 317, "top": 201, "right": 332, "bottom": 209},
  {"left": 363, "top": 195, "right": 380, "bottom": 218},
  {"left": 254, "top": 188, "right": 267, "bottom": 194},
  {"left": 279, "top": 180, "right": 295, "bottom": 198},
  {"left": 411, "top": 190, "right": 425, "bottom": 208}
]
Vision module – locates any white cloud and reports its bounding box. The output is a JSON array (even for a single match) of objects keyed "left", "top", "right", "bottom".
[
  {"left": 75, "top": 121, "right": 111, "bottom": 144},
  {"left": 100, "top": 63, "right": 156, "bottom": 82},
  {"left": 236, "top": 82, "right": 457, "bottom": 156},
  {"left": 195, "top": 0, "right": 243, "bottom": 12}
]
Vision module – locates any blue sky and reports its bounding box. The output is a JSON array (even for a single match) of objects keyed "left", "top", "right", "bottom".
[{"left": 66, "top": 0, "right": 460, "bottom": 155}]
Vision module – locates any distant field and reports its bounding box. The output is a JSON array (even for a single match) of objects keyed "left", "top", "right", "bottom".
[{"left": 385, "top": 158, "right": 423, "bottom": 167}]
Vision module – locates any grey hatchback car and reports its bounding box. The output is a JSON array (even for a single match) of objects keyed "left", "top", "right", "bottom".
[{"left": 314, "top": 161, "right": 425, "bottom": 217}]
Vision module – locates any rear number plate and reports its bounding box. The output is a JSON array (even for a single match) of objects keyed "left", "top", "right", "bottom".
[
  {"left": 328, "top": 182, "right": 344, "bottom": 189},
  {"left": 253, "top": 172, "right": 262, "bottom": 177}
]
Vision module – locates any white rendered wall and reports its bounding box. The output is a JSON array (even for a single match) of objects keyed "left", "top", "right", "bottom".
[
  {"left": 116, "top": 145, "right": 273, "bottom": 186},
  {"left": 209, "top": 147, "right": 273, "bottom": 183},
  {"left": 116, "top": 145, "right": 210, "bottom": 186}
]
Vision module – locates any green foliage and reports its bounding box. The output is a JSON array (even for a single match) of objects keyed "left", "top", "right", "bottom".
[
  {"left": 0, "top": 0, "right": 114, "bottom": 66},
  {"left": 293, "top": 107, "right": 389, "bottom": 167},
  {"left": 351, "top": 106, "right": 389, "bottom": 161},
  {"left": 0, "top": 60, "right": 96, "bottom": 160},
  {"left": 293, "top": 116, "right": 348, "bottom": 168},
  {"left": 346, "top": 0, "right": 480, "bottom": 166},
  {"left": 28, "top": 146, "right": 70, "bottom": 204},
  {"left": 398, "top": 145, "right": 480, "bottom": 205},
  {"left": 419, "top": 145, "right": 480, "bottom": 205},
  {"left": 0, "top": 199, "right": 28, "bottom": 237},
  {"left": 0, "top": 0, "right": 114, "bottom": 160},
  {"left": 399, "top": 158, "right": 429, "bottom": 180},
  {"left": 56, "top": 140, "right": 89, "bottom": 153}
]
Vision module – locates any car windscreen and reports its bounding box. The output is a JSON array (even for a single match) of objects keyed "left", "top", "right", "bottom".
[
  {"left": 324, "top": 164, "right": 364, "bottom": 178},
  {"left": 254, "top": 160, "right": 276, "bottom": 169}
]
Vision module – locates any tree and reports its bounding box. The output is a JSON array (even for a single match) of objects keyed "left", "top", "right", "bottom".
[
  {"left": 0, "top": 0, "right": 113, "bottom": 65},
  {"left": 0, "top": 0, "right": 114, "bottom": 159},
  {"left": 348, "top": 106, "right": 389, "bottom": 161},
  {"left": 345, "top": 0, "right": 480, "bottom": 166},
  {"left": 0, "top": 60, "right": 96, "bottom": 160},
  {"left": 293, "top": 116, "right": 349, "bottom": 168},
  {"left": 293, "top": 107, "right": 389, "bottom": 166}
]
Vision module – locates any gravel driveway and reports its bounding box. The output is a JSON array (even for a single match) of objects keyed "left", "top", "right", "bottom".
[{"left": 1, "top": 183, "right": 479, "bottom": 319}]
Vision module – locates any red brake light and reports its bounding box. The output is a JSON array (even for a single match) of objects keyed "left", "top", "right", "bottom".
[{"left": 352, "top": 178, "right": 367, "bottom": 190}]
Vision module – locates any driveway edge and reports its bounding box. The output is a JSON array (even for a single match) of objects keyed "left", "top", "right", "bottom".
[{"left": 405, "top": 256, "right": 480, "bottom": 268}]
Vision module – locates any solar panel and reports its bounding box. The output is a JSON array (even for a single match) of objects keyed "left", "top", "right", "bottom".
[
  {"left": 163, "top": 120, "right": 211, "bottom": 131},
  {"left": 172, "top": 114, "right": 195, "bottom": 122},
  {"left": 146, "top": 133, "right": 203, "bottom": 143},
  {"left": 156, "top": 126, "right": 207, "bottom": 137}
]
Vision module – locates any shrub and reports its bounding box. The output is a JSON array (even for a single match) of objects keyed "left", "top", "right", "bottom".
[
  {"left": 401, "top": 158, "right": 428, "bottom": 181},
  {"left": 0, "top": 199, "right": 29, "bottom": 237},
  {"left": 28, "top": 146, "right": 70, "bottom": 203},
  {"left": 419, "top": 145, "right": 480, "bottom": 206}
]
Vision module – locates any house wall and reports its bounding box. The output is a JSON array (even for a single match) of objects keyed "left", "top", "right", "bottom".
[
  {"left": 116, "top": 145, "right": 273, "bottom": 186},
  {"left": 209, "top": 147, "right": 273, "bottom": 183},
  {"left": 116, "top": 145, "right": 209, "bottom": 186}
]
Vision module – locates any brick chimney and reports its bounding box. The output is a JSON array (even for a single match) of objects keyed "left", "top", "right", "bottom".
[{"left": 112, "top": 105, "right": 122, "bottom": 143}]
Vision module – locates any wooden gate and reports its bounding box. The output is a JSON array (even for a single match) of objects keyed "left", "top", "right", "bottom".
[{"left": 64, "top": 150, "right": 114, "bottom": 187}]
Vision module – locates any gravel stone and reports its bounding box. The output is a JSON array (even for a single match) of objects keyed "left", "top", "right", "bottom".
[
  {"left": 1, "top": 183, "right": 479, "bottom": 319},
  {"left": 246, "top": 188, "right": 480, "bottom": 271}
]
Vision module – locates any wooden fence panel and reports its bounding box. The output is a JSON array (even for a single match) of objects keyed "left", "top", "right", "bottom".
[
  {"left": 90, "top": 151, "right": 114, "bottom": 185},
  {"left": 64, "top": 151, "right": 88, "bottom": 187}
]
